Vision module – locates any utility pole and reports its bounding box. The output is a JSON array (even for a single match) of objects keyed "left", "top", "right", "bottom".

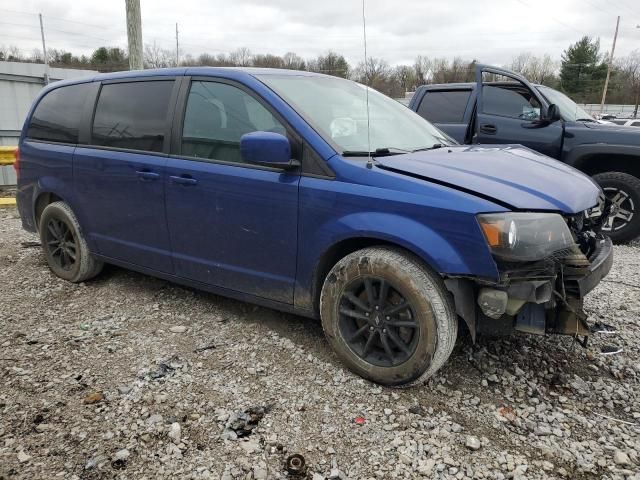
[
  {"left": 600, "top": 15, "right": 620, "bottom": 114},
  {"left": 125, "top": 0, "right": 143, "bottom": 70},
  {"left": 39, "top": 13, "right": 49, "bottom": 84},
  {"left": 175, "top": 22, "right": 179, "bottom": 67}
]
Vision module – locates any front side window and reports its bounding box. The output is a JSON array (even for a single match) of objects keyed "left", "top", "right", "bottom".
[
  {"left": 417, "top": 90, "right": 471, "bottom": 124},
  {"left": 483, "top": 84, "right": 541, "bottom": 121},
  {"left": 27, "top": 83, "right": 91, "bottom": 143},
  {"left": 92, "top": 81, "right": 174, "bottom": 153},
  {"left": 181, "top": 81, "right": 286, "bottom": 163},
  {"left": 536, "top": 85, "right": 593, "bottom": 122},
  {"left": 256, "top": 74, "right": 454, "bottom": 154}
]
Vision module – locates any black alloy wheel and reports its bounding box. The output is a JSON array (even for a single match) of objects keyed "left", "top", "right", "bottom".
[
  {"left": 338, "top": 276, "right": 419, "bottom": 367},
  {"left": 44, "top": 217, "right": 77, "bottom": 271}
]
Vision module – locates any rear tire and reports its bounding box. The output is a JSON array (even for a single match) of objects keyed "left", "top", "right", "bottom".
[
  {"left": 593, "top": 171, "right": 640, "bottom": 244},
  {"left": 39, "top": 201, "right": 103, "bottom": 283},
  {"left": 319, "top": 247, "right": 457, "bottom": 387}
]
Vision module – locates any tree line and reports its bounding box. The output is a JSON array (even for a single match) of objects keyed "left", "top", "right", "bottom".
[{"left": 1, "top": 36, "right": 638, "bottom": 110}]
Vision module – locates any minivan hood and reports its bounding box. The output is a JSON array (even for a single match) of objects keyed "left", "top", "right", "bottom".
[{"left": 376, "top": 145, "right": 600, "bottom": 213}]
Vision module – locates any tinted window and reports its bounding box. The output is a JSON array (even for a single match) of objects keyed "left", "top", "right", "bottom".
[
  {"left": 483, "top": 85, "right": 541, "bottom": 120},
  {"left": 92, "top": 81, "right": 174, "bottom": 153},
  {"left": 630, "top": 121, "right": 640, "bottom": 127},
  {"left": 181, "top": 81, "right": 286, "bottom": 163},
  {"left": 27, "top": 83, "right": 91, "bottom": 143},
  {"left": 416, "top": 90, "right": 470, "bottom": 123}
]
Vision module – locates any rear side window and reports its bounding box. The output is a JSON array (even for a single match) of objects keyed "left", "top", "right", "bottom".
[
  {"left": 92, "top": 81, "right": 174, "bottom": 153},
  {"left": 630, "top": 121, "right": 640, "bottom": 127},
  {"left": 27, "top": 83, "right": 91, "bottom": 143},
  {"left": 416, "top": 90, "right": 471, "bottom": 123}
]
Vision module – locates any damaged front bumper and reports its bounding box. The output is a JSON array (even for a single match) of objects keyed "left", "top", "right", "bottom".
[{"left": 445, "top": 235, "right": 613, "bottom": 341}]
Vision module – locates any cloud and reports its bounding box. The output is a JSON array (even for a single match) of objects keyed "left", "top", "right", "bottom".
[{"left": 4, "top": 0, "right": 640, "bottom": 67}]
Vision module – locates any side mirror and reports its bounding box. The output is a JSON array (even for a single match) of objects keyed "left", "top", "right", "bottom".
[
  {"left": 545, "top": 104, "right": 561, "bottom": 122},
  {"left": 240, "top": 131, "right": 297, "bottom": 169}
]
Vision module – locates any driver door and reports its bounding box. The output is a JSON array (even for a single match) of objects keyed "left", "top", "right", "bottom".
[{"left": 474, "top": 65, "right": 563, "bottom": 159}]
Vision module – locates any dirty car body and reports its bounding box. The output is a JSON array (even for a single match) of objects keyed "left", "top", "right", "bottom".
[{"left": 16, "top": 68, "right": 612, "bottom": 385}]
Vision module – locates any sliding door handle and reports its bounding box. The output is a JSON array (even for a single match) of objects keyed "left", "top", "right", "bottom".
[{"left": 170, "top": 175, "right": 198, "bottom": 186}]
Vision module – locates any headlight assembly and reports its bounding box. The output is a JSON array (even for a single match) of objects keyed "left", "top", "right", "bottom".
[{"left": 477, "top": 213, "right": 575, "bottom": 262}]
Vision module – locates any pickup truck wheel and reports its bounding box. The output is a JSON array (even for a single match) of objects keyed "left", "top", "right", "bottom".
[
  {"left": 320, "top": 247, "right": 457, "bottom": 387},
  {"left": 39, "top": 201, "right": 103, "bottom": 283},
  {"left": 593, "top": 172, "right": 640, "bottom": 244}
]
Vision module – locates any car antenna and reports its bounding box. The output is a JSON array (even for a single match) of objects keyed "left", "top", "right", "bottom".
[{"left": 362, "top": 0, "right": 373, "bottom": 169}]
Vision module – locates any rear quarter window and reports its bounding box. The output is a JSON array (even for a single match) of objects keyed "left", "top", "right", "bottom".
[
  {"left": 27, "top": 83, "right": 91, "bottom": 144},
  {"left": 91, "top": 80, "right": 174, "bottom": 153},
  {"left": 416, "top": 90, "right": 471, "bottom": 123}
]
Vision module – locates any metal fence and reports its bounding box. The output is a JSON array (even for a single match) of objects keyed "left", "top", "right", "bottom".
[{"left": 578, "top": 104, "right": 638, "bottom": 119}]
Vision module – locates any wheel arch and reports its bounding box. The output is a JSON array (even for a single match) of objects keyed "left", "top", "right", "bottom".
[
  {"left": 568, "top": 146, "right": 640, "bottom": 179},
  {"left": 33, "top": 191, "right": 65, "bottom": 229},
  {"left": 309, "top": 233, "right": 460, "bottom": 318}
]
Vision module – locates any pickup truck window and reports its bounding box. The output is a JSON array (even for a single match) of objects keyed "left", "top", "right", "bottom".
[
  {"left": 483, "top": 85, "right": 541, "bottom": 121},
  {"left": 257, "top": 74, "right": 454, "bottom": 154},
  {"left": 416, "top": 90, "right": 471, "bottom": 124},
  {"left": 536, "top": 85, "right": 594, "bottom": 122}
]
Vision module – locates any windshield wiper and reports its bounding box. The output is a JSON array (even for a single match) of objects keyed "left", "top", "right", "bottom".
[
  {"left": 576, "top": 118, "right": 597, "bottom": 123},
  {"left": 412, "top": 143, "right": 446, "bottom": 152},
  {"left": 342, "top": 147, "right": 410, "bottom": 157}
]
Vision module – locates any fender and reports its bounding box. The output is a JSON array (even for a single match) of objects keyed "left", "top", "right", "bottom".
[
  {"left": 294, "top": 211, "right": 499, "bottom": 314},
  {"left": 564, "top": 144, "right": 640, "bottom": 170},
  {"left": 31, "top": 179, "right": 99, "bottom": 253}
]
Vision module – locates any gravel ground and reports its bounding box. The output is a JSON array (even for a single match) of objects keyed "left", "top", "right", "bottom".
[{"left": 1, "top": 205, "right": 639, "bottom": 480}]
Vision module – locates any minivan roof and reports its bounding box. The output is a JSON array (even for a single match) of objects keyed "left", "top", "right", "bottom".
[{"left": 39, "top": 66, "right": 335, "bottom": 92}]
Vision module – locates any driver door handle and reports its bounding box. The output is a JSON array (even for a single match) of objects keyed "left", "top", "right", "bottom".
[{"left": 480, "top": 124, "right": 497, "bottom": 135}]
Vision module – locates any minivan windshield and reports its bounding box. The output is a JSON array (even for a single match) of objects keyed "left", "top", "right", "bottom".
[
  {"left": 257, "top": 74, "right": 455, "bottom": 155},
  {"left": 537, "top": 85, "right": 595, "bottom": 122}
]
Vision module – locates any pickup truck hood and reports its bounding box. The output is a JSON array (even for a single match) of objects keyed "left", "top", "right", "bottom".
[
  {"left": 376, "top": 145, "right": 600, "bottom": 213},
  {"left": 580, "top": 121, "right": 640, "bottom": 146}
]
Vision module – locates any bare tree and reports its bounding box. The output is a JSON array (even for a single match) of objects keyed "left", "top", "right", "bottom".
[
  {"left": 394, "top": 64, "right": 417, "bottom": 93},
  {"left": 617, "top": 49, "right": 640, "bottom": 117},
  {"left": 309, "top": 51, "right": 350, "bottom": 78},
  {"left": 229, "top": 47, "right": 252, "bottom": 66},
  {"left": 283, "top": 52, "right": 305, "bottom": 70},
  {"left": 413, "top": 55, "right": 432, "bottom": 84},
  {"left": 253, "top": 53, "right": 285, "bottom": 68},
  {"left": 144, "top": 41, "right": 173, "bottom": 68},
  {"left": 510, "top": 52, "right": 558, "bottom": 85}
]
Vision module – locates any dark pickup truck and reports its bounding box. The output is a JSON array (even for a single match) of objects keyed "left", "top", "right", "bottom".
[{"left": 409, "top": 65, "right": 640, "bottom": 243}]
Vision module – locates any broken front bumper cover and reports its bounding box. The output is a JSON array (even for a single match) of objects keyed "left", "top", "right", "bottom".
[
  {"left": 445, "top": 235, "right": 614, "bottom": 340},
  {"left": 573, "top": 236, "right": 613, "bottom": 298}
]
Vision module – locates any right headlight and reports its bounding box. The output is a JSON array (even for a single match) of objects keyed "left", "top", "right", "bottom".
[{"left": 477, "top": 212, "right": 575, "bottom": 262}]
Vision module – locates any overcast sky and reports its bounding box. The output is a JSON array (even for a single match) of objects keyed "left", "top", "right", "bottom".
[{"left": 2, "top": 0, "right": 640, "bottom": 67}]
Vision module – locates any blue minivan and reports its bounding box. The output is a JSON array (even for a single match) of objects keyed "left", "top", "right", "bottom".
[{"left": 16, "top": 68, "right": 613, "bottom": 386}]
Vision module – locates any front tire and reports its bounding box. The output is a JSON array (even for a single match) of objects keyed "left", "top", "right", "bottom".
[
  {"left": 593, "top": 172, "right": 640, "bottom": 244},
  {"left": 39, "top": 201, "right": 103, "bottom": 283},
  {"left": 320, "top": 247, "right": 457, "bottom": 387}
]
